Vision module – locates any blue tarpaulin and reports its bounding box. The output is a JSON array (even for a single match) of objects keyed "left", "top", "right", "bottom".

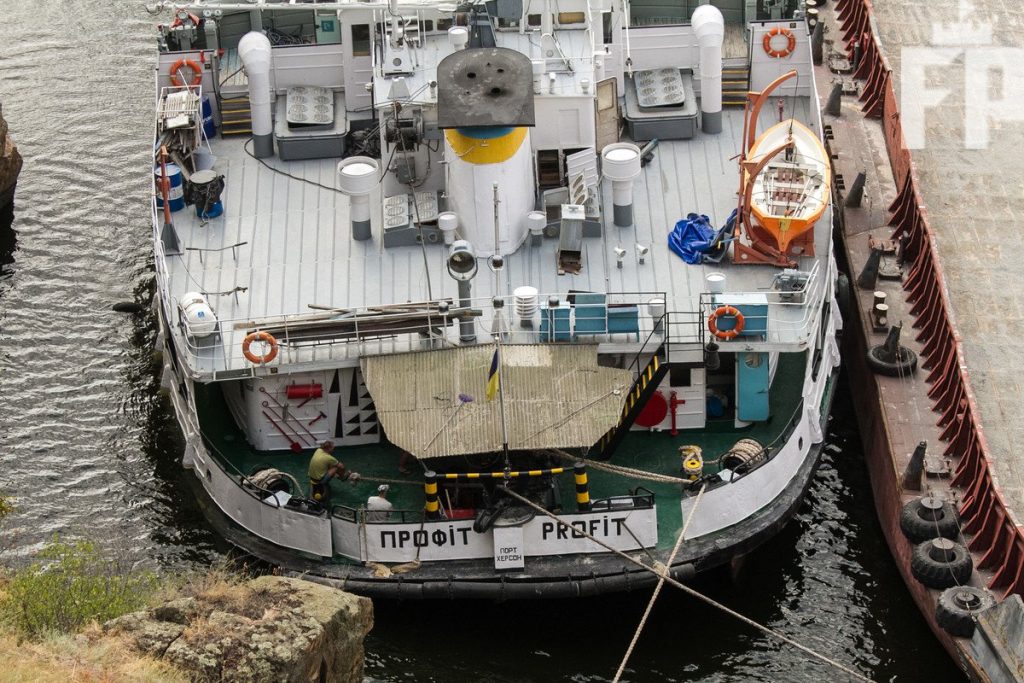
[
  {"left": 668, "top": 213, "right": 716, "bottom": 264},
  {"left": 668, "top": 210, "right": 736, "bottom": 264}
]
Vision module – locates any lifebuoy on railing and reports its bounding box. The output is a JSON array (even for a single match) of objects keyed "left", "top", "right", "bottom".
[
  {"left": 708, "top": 305, "right": 745, "bottom": 340},
  {"left": 762, "top": 26, "right": 797, "bottom": 59},
  {"left": 169, "top": 58, "right": 203, "bottom": 87},
  {"left": 242, "top": 331, "right": 279, "bottom": 364}
]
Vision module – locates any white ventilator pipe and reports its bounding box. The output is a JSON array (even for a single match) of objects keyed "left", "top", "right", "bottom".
[
  {"left": 337, "top": 157, "right": 380, "bottom": 240},
  {"left": 238, "top": 31, "right": 274, "bottom": 157},
  {"left": 691, "top": 5, "right": 725, "bottom": 134},
  {"left": 602, "top": 143, "right": 642, "bottom": 227}
]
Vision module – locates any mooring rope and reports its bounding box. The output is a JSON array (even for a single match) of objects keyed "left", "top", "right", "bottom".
[
  {"left": 547, "top": 449, "right": 690, "bottom": 484},
  {"left": 612, "top": 483, "right": 706, "bottom": 683},
  {"left": 498, "top": 487, "right": 874, "bottom": 683}
]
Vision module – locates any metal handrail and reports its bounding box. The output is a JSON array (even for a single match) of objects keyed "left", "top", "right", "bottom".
[
  {"left": 698, "top": 260, "right": 827, "bottom": 345},
  {"left": 173, "top": 289, "right": 678, "bottom": 378}
]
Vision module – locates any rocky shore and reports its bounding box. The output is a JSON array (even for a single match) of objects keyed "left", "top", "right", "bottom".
[
  {"left": 104, "top": 575, "right": 374, "bottom": 682},
  {"left": 0, "top": 107, "right": 22, "bottom": 209}
]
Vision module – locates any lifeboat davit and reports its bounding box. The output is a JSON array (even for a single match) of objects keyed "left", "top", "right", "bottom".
[{"left": 743, "top": 119, "right": 830, "bottom": 256}]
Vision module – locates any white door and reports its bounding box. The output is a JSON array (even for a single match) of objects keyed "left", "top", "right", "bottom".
[{"left": 595, "top": 78, "right": 620, "bottom": 151}]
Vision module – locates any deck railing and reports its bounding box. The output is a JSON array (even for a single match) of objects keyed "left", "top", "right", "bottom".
[
  {"left": 698, "top": 259, "right": 828, "bottom": 347},
  {"left": 167, "top": 289, "right": 712, "bottom": 379}
]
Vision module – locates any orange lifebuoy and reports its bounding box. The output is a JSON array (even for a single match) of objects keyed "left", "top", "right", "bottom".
[
  {"left": 762, "top": 26, "right": 797, "bottom": 59},
  {"left": 169, "top": 58, "right": 203, "bottom": 87},
  {"left": 242, "top": 331, "right": 279, "bottom": 364},
  {"left": 708, "top": 306, "right": 745, "bottom": 341}
]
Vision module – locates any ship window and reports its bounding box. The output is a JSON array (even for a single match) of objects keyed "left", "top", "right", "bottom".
[
  {"left": 602, "top": 11, "right": 613, "bottom": 44},
  {"left": 421, "top": 20, "right": 434, "bottom": 32},
  {"left": 351, "top": 24, "right": 370, "bottom": 56},
  {"left": 558, "top": 11, "right": 586, "bottom": 24},
  {"left": 527, "top": 13, "right": 542, "bottom": 26},
  {"left": 436, "top": 18, "right": 453, "bottom": 31}
]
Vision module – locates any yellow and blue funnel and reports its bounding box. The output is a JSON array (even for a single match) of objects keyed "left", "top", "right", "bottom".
[{"left": 444, "top": 126, "right": 528, "bottom": 165}]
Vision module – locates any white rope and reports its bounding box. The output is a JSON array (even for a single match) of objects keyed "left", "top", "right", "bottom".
[
  {"left": 548, "top": 449, "right": 689, "bottom": 484},
  {"left": 612, "top": 483, "right": 706, "bottom": 683},
  {"left": 498, "top": 487, "right": 873, "bottom": 683}
]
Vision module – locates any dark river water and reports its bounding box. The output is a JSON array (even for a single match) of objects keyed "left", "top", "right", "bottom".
[{"left": 0, "top": 1, "right": 961, "bottom": 680}]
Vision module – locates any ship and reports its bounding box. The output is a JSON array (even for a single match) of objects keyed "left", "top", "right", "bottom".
[
  {"left": 817, "top": 0, "right": 1024, "bottom": 679},
  {"left": 148, "top": 0, "right": 842, "bottom": 599},
  {"left": 0, "top": 103, "right": 21, "bottom": 211}
]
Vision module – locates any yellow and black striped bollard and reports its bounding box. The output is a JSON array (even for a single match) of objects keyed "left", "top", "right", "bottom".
[
  {"left": 574, "top": 461, "right": 591, "bottom": 512},
  {"left": 424, "top": 471, "right": 441, "bottom": 520}
]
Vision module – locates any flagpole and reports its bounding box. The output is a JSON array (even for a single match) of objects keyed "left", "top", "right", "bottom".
[{"left": 495, "top": 335, "right": 511, "bottom": 470}]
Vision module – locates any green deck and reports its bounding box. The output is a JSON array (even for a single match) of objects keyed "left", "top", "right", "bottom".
[{"left": 195, "top": 352, "right": 809, "bottom": 556}]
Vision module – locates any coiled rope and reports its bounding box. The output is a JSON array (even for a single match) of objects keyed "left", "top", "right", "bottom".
[{"left": 497, "top": 487, "right": 873, "bottom": 683}]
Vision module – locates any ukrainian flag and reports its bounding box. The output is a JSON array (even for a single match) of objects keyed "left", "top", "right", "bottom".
[{"left": 485, "top": 347, "right": 500, "bottom": 401}]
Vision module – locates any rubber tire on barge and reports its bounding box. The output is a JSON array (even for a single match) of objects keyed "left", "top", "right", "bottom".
[
  {"left": 910, "top": 538, "right": 973, "bottom": 589},
  {"left": 935, "top": 586, "right": 996, "bottom": 638},
  {"left": 899, "top": 497, "right": 960, "bottom": 544},
  {"left": 866, "top": 344, "right": 917, "bottom": 377}
]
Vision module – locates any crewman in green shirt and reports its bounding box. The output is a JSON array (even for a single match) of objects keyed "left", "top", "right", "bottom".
[{"left": 309, "top": 440, "right": 359, "bottom": 504}]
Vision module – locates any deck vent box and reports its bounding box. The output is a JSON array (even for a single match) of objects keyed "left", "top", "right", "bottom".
[
  {"left": 623, "top": 69, "right": 698, "bottom": 141},
  {"left": 274, "top": 91, "right": 349, "bottom": 161}
]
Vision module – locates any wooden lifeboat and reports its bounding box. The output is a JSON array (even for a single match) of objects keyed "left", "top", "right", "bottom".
[{"left": 741, "top": 119, "right": 830, "bottom": 257}]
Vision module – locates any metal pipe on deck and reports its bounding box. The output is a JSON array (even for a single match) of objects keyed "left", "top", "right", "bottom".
[
  {"left": 238, "top": 31, "right": 274, "bottom": 158},
  {"left": 692, "top": 5, "right": 725, "bottom": 135}
]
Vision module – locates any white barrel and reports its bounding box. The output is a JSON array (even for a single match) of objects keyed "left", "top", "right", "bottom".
[
  {"left": 181, "top": 291, "right": 218, "bottom": 338},
  {"left": 438, "top": 212, "right": 459, "bottom": 245}
]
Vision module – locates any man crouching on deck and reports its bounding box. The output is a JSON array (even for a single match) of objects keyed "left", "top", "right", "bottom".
[{"left": 309, "top": 440, "right": 360, "bottom": 504}]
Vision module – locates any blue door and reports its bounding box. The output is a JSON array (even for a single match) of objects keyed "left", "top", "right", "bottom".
[{"left": 736, "top": 352, "right": 770, "bottom": 421}]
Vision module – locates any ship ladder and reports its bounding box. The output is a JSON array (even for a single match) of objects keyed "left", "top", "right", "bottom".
[
  {"left": 591, "top": 345, "right": 669, "bottom": 461},
  {"left": 219, "top": 94, "right": 253, "bottom": 137}
]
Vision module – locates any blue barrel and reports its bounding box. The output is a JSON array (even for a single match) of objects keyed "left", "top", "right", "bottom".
[
  {"left": 155, "top": 163, "right": 185, "bottom": 212},
  {"left": 201, "top": 95, "right": 217, "bottom": 140},
  {"left": 198, "top": 199, "right": 223, "bottom": 219}
]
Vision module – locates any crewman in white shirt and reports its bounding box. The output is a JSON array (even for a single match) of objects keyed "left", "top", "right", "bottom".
[{"left": 366, "top": 484, "right": 394, "bottom": 522}]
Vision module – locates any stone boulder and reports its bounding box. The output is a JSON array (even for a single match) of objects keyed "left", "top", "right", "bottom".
[
  {"left": 0, "top": 112, "right": 22, "bottom": 197},
  {"left": 105, "top": 576, "right": 373, "bottom": 682}
]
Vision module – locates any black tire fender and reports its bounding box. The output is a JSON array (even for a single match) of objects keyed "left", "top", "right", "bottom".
[
  {"left": 899, "top": 497, "right": 960, "bottom": 544},
  {"left": 935, "top": 586, "right": 996, "bottom": 638},
  {"left": 910, "top": 538, "right": 974, "bottom": 589},
  {"left": 866, "top": 344, "right": 918, "bottom": 376}
]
